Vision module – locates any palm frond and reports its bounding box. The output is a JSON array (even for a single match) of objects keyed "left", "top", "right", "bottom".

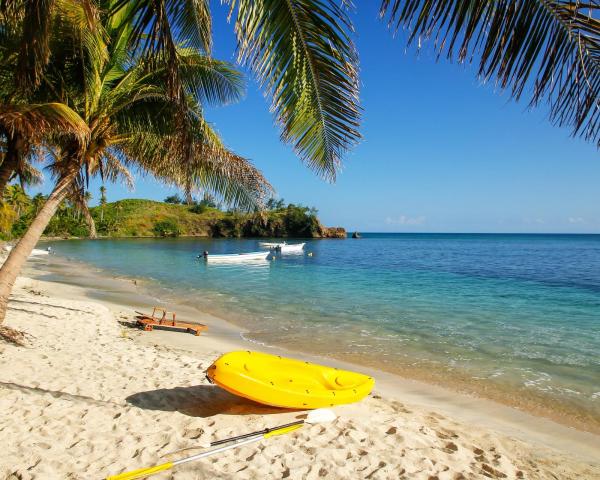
[
  {"left": 111, "top": 0, "right": 212, "bottom": 54},
  {"left": 99, "top": 150, "right": 134, "bottom": 189},
  {"left": 0, "top": 103, "right": 89, "bottom": 143},
  {"left": 15, "top": 0, "right": 54, "bottom": 90},
  {"left": 109, "top": 0, "right": 212, "bottom": 99},
  {"left": 177, "top": 50, "right": 245, "bottom": 106},
  {"left": 46, "top": 0, "right": 108, "bottom": 118},
  {"left": 185, "top": 119, "right": 274, "bottom": 210},
  {"left": 227, "top": 0, "right": 361, "bottom": 179},
  {"left": 121, "top": 114, "right": 273, "bottom": 211},
  {"left": 380, "top": 0, "right": 600, "bottom": 146},
  {"left": 13, "top": 161, "right": 43, "bottom": 187}
]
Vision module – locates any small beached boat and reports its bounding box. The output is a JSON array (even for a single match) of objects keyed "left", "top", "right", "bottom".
[
  {"left": 4, "top": 246, "right": 50, "bottom": 257},
  {"left": 279, "top": 242, "right": 305, "bottom": 253},
  {"left": 207, "top": 351, "right": 375, "bottom": 409},
  {"left": 204, "top": 251, "right": 270, "bottom": 263}
]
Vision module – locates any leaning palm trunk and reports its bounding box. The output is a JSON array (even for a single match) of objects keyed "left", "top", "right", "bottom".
[
  {"left": 0, "top": 158, "right": 17, "bottom": 195},
  {"left": 81, "top": 202, "right": 97, "bottom": 239},
  {"left": 0, "top": 162, "right": 80, "bottom": 323},
  {"left": 0, "top": 134, "right": 23, "bottom": 195}
]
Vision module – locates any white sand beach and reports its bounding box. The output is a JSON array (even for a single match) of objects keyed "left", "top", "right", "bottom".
[{"left": 1, "top": 257, "right": 599, "bottom": 479}]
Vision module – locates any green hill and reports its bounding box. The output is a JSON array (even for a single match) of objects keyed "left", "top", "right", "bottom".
[
  {"left": 1, "top": 190, "right": 346, "bottom": 240},
  {"left": 91, "top": 199, "right": 223, "bottom": 237},
  {"left": 65, "top": 199, "right": 345, "bottom": 238}
]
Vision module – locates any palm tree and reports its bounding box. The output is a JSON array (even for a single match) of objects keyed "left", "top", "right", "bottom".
[
  {"left": 0, "top": 1, "right": 92, "bottom": 196},
  {"left": 31, "top": 193, "right": 46, "bottom": 216},
  {"left": 4, "top": 184, "right": 30, "bottom": 218},
  {"left": 99, "top": 186, "right": 107, "bottom": 223},
  {"left": 0, "top": 0, "right": 272, "bottom": 324},
  {"left": 8, "top": 0, "right": 361, "bottom": 180},
  {"left": 66, "top": 187, "right": 97, "bottom": 238}
]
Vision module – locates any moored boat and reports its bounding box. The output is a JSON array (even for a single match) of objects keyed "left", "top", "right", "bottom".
[
  {"left": 279, "top": 242, "right": 305, "bottom": 253},
  {"left": 258, "top": 241, "right": 286, "bottom": 249},
  {"left": 204, "top": 251, "right": 270, "bottom": 263}
]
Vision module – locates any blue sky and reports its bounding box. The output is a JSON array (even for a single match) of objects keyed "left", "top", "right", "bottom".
[{"left": 32, "top": 3, "right": 600, "bottom": 233}]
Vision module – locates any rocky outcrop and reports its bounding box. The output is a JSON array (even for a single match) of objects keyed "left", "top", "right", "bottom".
[{"left": 319, "top": 226, "right": 346, "bottom": 238}]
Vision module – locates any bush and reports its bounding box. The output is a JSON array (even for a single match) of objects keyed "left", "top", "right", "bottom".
[
  {"left": 281, "top": 204, "right": 320, "bottom": 237},
  {"left": 164, "top": 195, "right": 183, "bottom": 204},
  {"left": 189, "top": 203, "right": 208, "bottom": 214},
  {"left": 211, "top": 215, "right": 243, "bottom": 237},
  {"left": 152, "top": 219, "right": 181, "bottom": 237}
]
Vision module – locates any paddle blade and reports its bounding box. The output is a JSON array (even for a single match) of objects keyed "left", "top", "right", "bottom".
[
  {"left": 264, "top": 424, "right": 303, "bottom": 438},
  {"left": 106, "top": 461, "right": 173, "bottom": 480},
  {"left": 305, "top": 408, "right": 337, "bottom": 424}
]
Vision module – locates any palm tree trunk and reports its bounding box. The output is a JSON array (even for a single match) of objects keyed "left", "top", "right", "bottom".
[
  {"left": 81, "top": 203, "right": 97, "bottom": 239},
  {"left": 0, "top": 134, "right": 22, "bottom": 195},
  {"left": 0, "top": 163, "right": 79, "bottom": 323}
]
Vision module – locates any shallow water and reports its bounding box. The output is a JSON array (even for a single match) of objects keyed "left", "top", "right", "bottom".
[{"left": 43, "top": 234, "right": 600, "bottom": 430}]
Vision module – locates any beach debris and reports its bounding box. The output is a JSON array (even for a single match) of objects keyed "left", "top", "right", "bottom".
[
  {"left": 135, "top": 307, "right": 207, "bottom": 336},
  {"left": 0, "top": 325, "right": 34, "bottom": 346},
  {"left": 105, "top": 409, "right": 336, "bottom": 480}
]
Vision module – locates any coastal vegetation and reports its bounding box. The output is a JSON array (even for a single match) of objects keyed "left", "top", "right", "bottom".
[{"left": 0, "top": 193, "right": 338, "bottom": 239}]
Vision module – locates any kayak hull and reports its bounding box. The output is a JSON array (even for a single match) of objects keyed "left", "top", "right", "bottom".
[{"left": 206, "top": 351, "right": 374, "bottom": 409}]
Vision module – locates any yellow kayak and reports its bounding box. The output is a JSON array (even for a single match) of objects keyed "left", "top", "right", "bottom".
[{"left": 206, "top": 351, "right": 375, "bottom": 409}]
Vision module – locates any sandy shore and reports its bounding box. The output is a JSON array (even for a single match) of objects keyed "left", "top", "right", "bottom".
[{"left": 0, "top": 256, "right": 599, "bottom": 479}]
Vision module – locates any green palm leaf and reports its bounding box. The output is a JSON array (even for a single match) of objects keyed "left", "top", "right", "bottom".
[
  {"left": 121, "top": 114, "right": 273, "bottom": 211},
  {"left": 227, "top": 0, "right": 361, "bottom": 179},
  {"left": 380, "top": 0, "right": 600, "bottom": 146},
  {"left": 108, "top": 0, "right": 212, "bottom": 100}
]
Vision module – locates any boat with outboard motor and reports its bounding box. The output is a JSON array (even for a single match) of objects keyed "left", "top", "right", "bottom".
[{"left": 201, "top": 251, "right": 271, "bottom": 263}]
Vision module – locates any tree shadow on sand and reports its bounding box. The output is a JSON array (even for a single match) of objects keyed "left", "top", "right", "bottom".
[{"left": 126, "top": 385, "right": 293, "bottom": 417}]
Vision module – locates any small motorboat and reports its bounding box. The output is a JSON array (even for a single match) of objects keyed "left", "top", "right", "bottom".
[
  {"left": 279, "top": 242, "right": 305, "bottom": 253},
  {"left": 258, "top": 241, "right": 286, "bottom": 249},
  {"left": 204, "top": 251, "right": 270, "bottom": 263}
]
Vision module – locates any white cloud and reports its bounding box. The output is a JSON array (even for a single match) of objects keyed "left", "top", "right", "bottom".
[
  {"left": 568, "top": 217, "right": 586, "bottom": 224},
  {"left": 385, "top": 215, "right": 426, "bottom": 226}
]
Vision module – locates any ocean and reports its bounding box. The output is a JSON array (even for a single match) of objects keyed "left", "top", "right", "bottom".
[{"left": 42, "top": 233, "right": 600, "bottom": 430}]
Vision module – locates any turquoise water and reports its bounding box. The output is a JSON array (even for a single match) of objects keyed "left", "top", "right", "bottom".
[{"left": 44, "top": 234, "right": 600, "bottom": 427}]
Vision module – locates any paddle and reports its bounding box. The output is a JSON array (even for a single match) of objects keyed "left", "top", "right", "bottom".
[{"left": 105, "top": 409, "right": 337, "bottom": 480}]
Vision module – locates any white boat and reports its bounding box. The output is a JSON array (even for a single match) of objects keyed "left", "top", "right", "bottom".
[
  {"left": 279, "top": 243, "right": 305, "bottom": 253},
  {"left": 258, "top": 241, "right": 286, "bottom": 249},
  {"left": 4, "top": 246, "right": 50, "bottom": 257},
  {"left": 205, "top": 251, "right": 270, "bottom": 263}
]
